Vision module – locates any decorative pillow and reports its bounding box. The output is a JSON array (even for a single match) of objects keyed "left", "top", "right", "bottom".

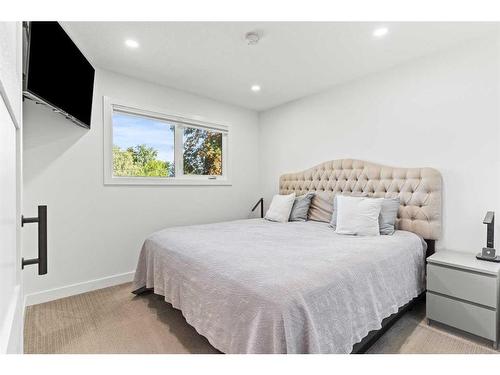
[
  {"left": 329, "top": 192, "right": 367, "bottom": 229},
  {"left": 335, "top": 196, "right": 383, "bottom": 236},
  {"left": 308, "top": 192, "right": 335, "bottom": 222},
  {"left": 265, "top": 193, "right": 296, "bottom": 223},
  {"left": 289, "top": 192, "right": 315, "bottom": 222},
  {"left": 379, "top": 198, "right": 400, "bottom": 235},
  {"left": 330, "top": 196, "right": 400, "bottom": 235}
]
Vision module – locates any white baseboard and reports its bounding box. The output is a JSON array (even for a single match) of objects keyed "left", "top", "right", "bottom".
[{"left": 24, "top": 271, "right": 135, "bottom": 306}]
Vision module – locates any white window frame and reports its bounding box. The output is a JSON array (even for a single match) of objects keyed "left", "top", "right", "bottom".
[{"left": 103, "top": 96, "right": 230, "bottom": 186}]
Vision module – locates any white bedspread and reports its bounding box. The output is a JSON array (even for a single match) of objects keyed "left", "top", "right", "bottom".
[{"left": 133, "top": 219, "right": 426, "bottom": 353}]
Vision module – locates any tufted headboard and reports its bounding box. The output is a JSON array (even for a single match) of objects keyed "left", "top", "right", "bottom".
[{"left": 279, "top": 159, "right": 442, "bottom": 240}]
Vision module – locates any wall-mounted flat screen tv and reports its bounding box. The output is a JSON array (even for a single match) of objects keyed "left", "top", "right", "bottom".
[{"left": 24, "top": 21, "right": 95, "bottom": 128}]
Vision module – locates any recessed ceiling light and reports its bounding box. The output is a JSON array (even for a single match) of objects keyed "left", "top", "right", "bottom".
[
  {"left": 373, "top": 27, "right": 388, "bottom": 38},
  {"left": 125, "top": 39, "right": 139, "bottom": 48},
  {"left": 251, "top": 85, "right": 261, "bottom": 92}
]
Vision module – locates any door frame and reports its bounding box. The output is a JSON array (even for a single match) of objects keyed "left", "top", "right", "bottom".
[{"left": 0, "top": 21, "right": 24, "bottom": 354}]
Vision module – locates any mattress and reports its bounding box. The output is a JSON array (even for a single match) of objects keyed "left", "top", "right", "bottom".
[{"left": 133, "top": 218, "right": 426, "bottom": 353}]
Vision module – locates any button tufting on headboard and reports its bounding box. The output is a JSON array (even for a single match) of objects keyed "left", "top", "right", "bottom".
[{"left": 279, "top": 159, "right": 442, "bottom": 240}]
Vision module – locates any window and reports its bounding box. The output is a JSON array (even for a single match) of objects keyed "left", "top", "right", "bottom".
[
  {"left": 183, "top": 127, "right": 223, "bottom": 176},
  {"left": 103, "top": 97, "right": 229, "bottom": 185},
  {"left": 112, "top": 111, "right": 175, "bottom": 177}
]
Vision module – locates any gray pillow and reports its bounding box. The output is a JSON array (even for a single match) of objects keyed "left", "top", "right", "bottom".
[
  {"left": 289, "top": 192, "right": 315, "bottom": 222},
  {"left": 378, "top": 197, "right": 400, "bottom": 235},
  {"left": 330, "top": 196, "right": 400, "bottom": 235}
]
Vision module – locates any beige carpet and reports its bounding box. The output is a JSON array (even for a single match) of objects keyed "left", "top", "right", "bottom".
[{"left": 24, "top": 282, "right": 498, "bottom": 354}]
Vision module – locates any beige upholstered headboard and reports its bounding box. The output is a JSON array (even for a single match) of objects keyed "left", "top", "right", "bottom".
[{"left": 279, "top": 159, "right": 442, "bottom": 240}]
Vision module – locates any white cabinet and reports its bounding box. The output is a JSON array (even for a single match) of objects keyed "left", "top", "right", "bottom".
[{"left": 426, "top": 250, "right": 500, "bottom": 349}]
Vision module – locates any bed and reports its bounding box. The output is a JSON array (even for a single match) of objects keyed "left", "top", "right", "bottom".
[{"left": 132, "top": 159, "right": 442, "bottom": 354}]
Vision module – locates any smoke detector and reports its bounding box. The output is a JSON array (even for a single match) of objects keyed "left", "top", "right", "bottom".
[{"left": 245, "top": 31, "right": 261, "bottom": 45}]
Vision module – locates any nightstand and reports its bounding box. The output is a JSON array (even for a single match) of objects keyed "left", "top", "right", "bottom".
[{"left": 426, "top": 250, "right": 500, "bottom": 349}]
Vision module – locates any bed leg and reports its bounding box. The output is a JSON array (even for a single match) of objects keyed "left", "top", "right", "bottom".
[{"left": 132, "top": 286, "right": 152, "bottom": 295}]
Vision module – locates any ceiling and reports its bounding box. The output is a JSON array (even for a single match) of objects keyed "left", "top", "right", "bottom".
[{"left": 62, "top": 22, "right": 498, "bottom": 111}]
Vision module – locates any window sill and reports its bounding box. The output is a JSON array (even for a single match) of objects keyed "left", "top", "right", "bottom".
[{"left": 104, "top": 177, "right": 232, "bottom": 186}]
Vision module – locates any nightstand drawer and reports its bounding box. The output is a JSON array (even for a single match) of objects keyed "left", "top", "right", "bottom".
[
  {"left": 427, "top": 264, "right": 498, "bottom": 308},
  {"left": 427, "top": 292, "right": 497, "bottom": 341}
]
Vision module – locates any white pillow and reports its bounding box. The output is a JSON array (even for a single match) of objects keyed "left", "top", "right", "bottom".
[
  {"left": 265, "top": 193, "right": 296, "bottom": 223},
  {"left": 335, "top": 196, "right": 383, "bottom": 236}
]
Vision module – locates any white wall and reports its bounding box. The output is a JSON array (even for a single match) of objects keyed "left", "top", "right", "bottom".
[
  {"left": 259, "top": 36, "right": 500, "bottom": 253},
  {"left": 23, "top": 69, "right": 260, "bottom": 302}
]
